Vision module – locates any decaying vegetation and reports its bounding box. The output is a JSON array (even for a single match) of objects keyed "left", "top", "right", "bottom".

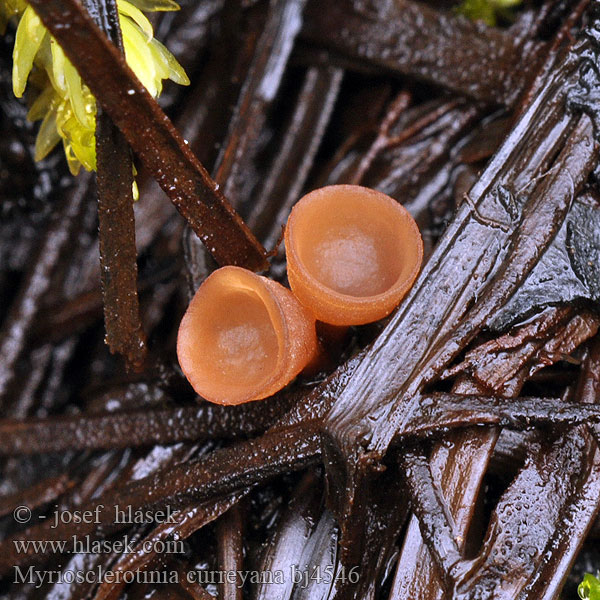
[{"left": 1, "top": 0, "right": 600, "bottom": 598}]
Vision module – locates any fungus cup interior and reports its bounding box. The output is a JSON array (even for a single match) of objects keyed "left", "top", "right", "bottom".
[
  {"left": 177, "top": 266, "right": 317, "bottom": 405},
  {"left": 285, "top": 184, "right": 423, "bottom": 326}
]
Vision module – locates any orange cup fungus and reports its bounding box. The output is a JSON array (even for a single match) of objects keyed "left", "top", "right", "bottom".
[
  {"left": 178, "top": 185, "right": 423, "bottom": 404},
  {"left": 177, "top": 266, "right": 318, "bottom": 405},
  {"left": 284, "top": 184, "right": 423, "bottom": 326}
]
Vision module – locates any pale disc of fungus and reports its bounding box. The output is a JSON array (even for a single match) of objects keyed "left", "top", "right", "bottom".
[
  {"left": 285, "top": 184, "right": 423, "bottom": 326},
  {"left": 177, "top": 266, "right": 318, "bottom": 405}
]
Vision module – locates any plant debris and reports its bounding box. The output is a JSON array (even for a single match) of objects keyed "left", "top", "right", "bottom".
[{"left": 1, "top": 0, "right": 600, "bottom": 599}]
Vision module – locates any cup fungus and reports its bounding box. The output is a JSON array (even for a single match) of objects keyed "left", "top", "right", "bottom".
[
  {"left": 177, "top": 266, "right": 318, "bottom": 405},
  {"left": 178, "top": 185, "right": 423, "bottom": 404},
  {"left": 284, "top": 184, "right": 423, "bottom": 326}
]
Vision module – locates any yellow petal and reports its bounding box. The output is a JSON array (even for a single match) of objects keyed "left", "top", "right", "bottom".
[
  {"left": 121, "top": 17, "right": 159, "bottom": 96},
  {"left": 63, "top": 56, "right": 92, "bottom": 127},
  {"left": 34, "top": 103, "right": 61, "bottom": 161},
  {"left": 494, "top": 0, "right": 521, "bottom": 6},
  {"left": 9, "top": 0, "right": 186, "bottom": 176},
  {"left": 149, "top": 37, "right": 189, "bottom": 85},
  {"left": 13, "top": 5, "right": 46, "bottom": 97},
  {"left": 56, "top": 104, "right": 96, "bottom": 171},
  {"left": 148, "top": 38, "right": 170, "bottom": 80},
  {"left": 26, "top": 85, "right": 56, "bottom": 121},
  {"left": 72, "top": 138, "right": 96, "bottom": 171},
  {"left": 36, "top": 35, "right": 58, "bottom": 89},
  {"left": 50, "top": 37, "right": 67, "bottom": 94},
  {"left": 62, "top": 139, "right": 82, "bottom": 175},
  {"left": 118, "top": 0, "right": 154, "bottom": 40}
]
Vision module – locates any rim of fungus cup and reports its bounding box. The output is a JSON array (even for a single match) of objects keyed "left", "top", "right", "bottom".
[
  {"left": 177, "top": 266, "right": 290, "bottom": 405},
  {"left": 284, "top": 185, "right": 424, "bottom": 326}
]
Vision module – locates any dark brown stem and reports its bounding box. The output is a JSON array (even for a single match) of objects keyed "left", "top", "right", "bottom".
[
  {"left": 217, "top": 503, "right": 245, "bottom": 600},
  {"left": 400, "top": 447, "right": 464, "bottom": 592},
  {"left": 401, "top": 393, "right": 600, "bottom": 438},
  {"left": 0, "top": 390, "right": 297, "bottom": 456},
  {"left": 93, "top": 0, "right": 147, "bottom": 369},
  {"left": 350, "top": 91, "right": 412, "bottom": 185},
  {"left": 26, "top": 0, "right": 268, "bottom": 271},
  {"left": 91, "top": 493, "right": 245, "bottom": 600},
  {"left": 214, "top": 0, "right": 309, "bottom": 211},
  {"left": 302, "top": 0, "right": 542, "bottom": 106},
  {"left": 0, "top": 177, "right": 89, "bottom": 406},
  {"left": 0, "top": 423, "right": 322, "bottom": 575},
  {"left": 248, "top": 65, "right": 343, "bottom": 245},
  {"left": 0, "top": 474, "right": 73, "bottom": 518}
]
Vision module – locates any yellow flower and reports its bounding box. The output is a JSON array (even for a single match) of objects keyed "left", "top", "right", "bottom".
[{"left": 4, "top": 0, "right": 189, "bottom": 178}]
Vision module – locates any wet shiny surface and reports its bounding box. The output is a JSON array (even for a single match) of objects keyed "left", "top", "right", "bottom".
[{"left": 1, "top": 1, "right": 600, "bottom": 599}]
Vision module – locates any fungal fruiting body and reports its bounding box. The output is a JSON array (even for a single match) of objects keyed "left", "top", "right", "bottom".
[
  {"left": 284, "top": 184, "right": 423, "bottom": 326},
  {"left": 178, "top": 185, "right": 423, "bottom": 404},
  {"left": 177, "top": 266, "right": 318, "bottom": 405}
]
